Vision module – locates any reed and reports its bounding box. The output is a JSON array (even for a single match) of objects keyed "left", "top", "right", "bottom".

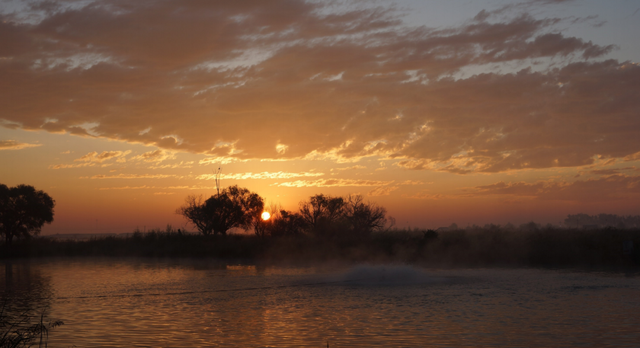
[
  {"left": 0, "top": 303, "right": 63, "bottom": 348},
  {"left": 2, "top": 225, "right": 639, "bottom": 269}
]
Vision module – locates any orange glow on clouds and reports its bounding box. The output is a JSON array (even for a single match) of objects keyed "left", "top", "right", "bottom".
[{"left": 1, "top": 0, "right": 639, "bottom": 233}]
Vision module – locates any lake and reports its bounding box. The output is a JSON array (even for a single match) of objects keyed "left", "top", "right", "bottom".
[{"left": 2, "top": 259, "right": 640, "bottom": 347}]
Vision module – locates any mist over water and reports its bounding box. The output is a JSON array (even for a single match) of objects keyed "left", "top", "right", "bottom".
[
  {"left": 327, "top": 264, "right": 457, "bottom": 287},
  {"left": 2, "top": 259, "right": 640, "bottom": 347}
]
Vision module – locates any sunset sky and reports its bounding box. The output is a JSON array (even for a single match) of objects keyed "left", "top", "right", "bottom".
[{"left": 1, "top": 0, "right": 639, "bottom": 234}]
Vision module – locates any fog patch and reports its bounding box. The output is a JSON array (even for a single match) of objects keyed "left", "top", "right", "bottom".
[{"left": 306, "top": 264, "right": 455, "bottom": 287}]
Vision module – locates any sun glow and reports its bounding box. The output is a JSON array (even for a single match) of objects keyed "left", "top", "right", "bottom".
[{"left": 261, "top": 211, "right": 271, "bottom": 221}]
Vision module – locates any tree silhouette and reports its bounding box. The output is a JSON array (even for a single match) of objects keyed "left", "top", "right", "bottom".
[
  {"left": 177, "top": 185, "right": 263, "bottom": 235},
  {"left": 0, "top": 184, "right": 55, "bottom": 246},
  {"left": 344, "top": 194, "right": 388, "bottom": 237},
  {"left": 299, "top": 194, "right": 345, "bottom": 236},
  {"left": 296, "top": 194, "right": 392, "bottom": 239}
]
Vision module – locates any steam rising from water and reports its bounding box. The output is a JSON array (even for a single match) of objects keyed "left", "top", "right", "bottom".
[{"left": 331, "top": 264, "right": 453, "bottom": 286}]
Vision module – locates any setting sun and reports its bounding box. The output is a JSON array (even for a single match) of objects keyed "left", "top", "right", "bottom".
[
  {"left": 3, "top": 1, "right": 640, "bottom": 347},
  {"left": 1, "top": 0, "right": 639, "bottom": 232}
]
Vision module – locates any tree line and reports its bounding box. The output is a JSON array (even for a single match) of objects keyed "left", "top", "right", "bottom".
[
  {"left": 564, "top": 213, "right": 640, "bottom": 229},
  {"left": 176, "top": 185, "right": 391, "bottom": 239},
  {"left": 4, "top": 182, "right": 639, "bottom": 250}
]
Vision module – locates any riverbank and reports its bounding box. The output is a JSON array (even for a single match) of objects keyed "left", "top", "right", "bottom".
[{"left": 2, "top": 227, "right": 640, "bottom": 268}]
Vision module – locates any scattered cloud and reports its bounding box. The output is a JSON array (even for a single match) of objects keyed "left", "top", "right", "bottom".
[
  {"left": 98, "top": 185, "right": 155, "bottom": 190},
  {"left": 50, "top": 162, "right": 96, "bottom": 169},
  {"left": 331, "top": 165, "right": 367, "bottom": 171},
  {"left": 131, "top": 150, "right": 175, "bottom": 163},
  {"left": 368, "top": 185, "right": 399, "bottom": 196},
  {"left": 197, "top": 171, "right": 324, "bottom": 180},
  {"left": 400, "top": 180, "right": 428, "bottom": 185},
  {"left": 589, "top": 167, "right": 636, "bottom": 176},
  {"left": 149, "top": 161, "right": 194, "bottom": 169},
  {"left": 99, "top": 185, "right": 218, "bottom": 190},
  {"left": 199, "top": 157, "right": 248, "bottom": 165},
  {"left": 75, "top": 150, "right": 130, "bottom": 163},
  {"left": 471, "top": 174, "right": 640, "bottom": 201},
  {"left": 166, "top": 185, "right": 217, "bottom": 190},
  {"left": 624, "top": 152, "right": 640, "bottom": 162},
  {"left": 473, "top": 181, "right": 547, "bottom": 197},
  {"left": 0, "top": 140, "right": 41, "bottom": 150},
  {"left": 86, "top": 174, "right": 178, "bottom": 179},
  {"left": 0, "top": 1, "right": 634, "bottom": 174},
  {"left": 275, "top": 179, "right": 394, "bottom": 187},
  {"left": 405, "top": 192, "right": 448, "bottom": 200}
]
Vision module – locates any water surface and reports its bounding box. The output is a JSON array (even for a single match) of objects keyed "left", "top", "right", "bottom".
[{"left": 2, "top": 259, "right": 639, "bottom": 347}]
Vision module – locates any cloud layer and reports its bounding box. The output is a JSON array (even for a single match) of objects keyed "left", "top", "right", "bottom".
[
  {"left": 2, "top": 0, "right": 638, "bottom": 173},
  {"left": 0, "top": 140, "right": 41, "bottom": 150},
  {"left": 471, "top": 174, "right": 640, "bottom": 201}
]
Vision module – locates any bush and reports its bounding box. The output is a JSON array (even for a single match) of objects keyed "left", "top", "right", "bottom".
[{"left": 177, "top": 186, "right": 263, "bottom": 235}]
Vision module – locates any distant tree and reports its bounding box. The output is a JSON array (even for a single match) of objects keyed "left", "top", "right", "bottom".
[
  {"left": 177, "top": 185, "right": 263, "bottom": 235},
  {"left": 268, "top": 209, "right": 306, "bottom": 237},
  {"left": 519, "top": 221, "right": 541, "bottom": 232},
  {"left": 563, "top": 213, "right": 640, "bottom": 229},
  {"left": 0, "top": 184, "right": 55, "bottom": 246},
  {"left": 422, "top": 229, "right": 439, "bottom": 243},
  {"left": 299, "top": 194, "right": 345, "bottom": 235},
  {"left": 343, "top": 194, "right": 388, "bottom": 238}
]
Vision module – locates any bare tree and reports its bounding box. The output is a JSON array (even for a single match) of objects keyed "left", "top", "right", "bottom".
[
  {"left": 176, "top": 195, "right": 213, "bottom": 235},
  {"left": 299, "top": 194, "right": 345, "bottom": 236},
  {"left": 344, "top": 194, "right": 388, "bottom": 237}
]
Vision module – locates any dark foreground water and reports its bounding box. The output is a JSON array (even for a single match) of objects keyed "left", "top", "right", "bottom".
[{"left": 2, "top": 259, "right": 640, "bottom": 347}]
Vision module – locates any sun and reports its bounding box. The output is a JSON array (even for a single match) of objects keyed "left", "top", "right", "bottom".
[{"left": 261, "top": 211, "right": 271, "bottom": 221}]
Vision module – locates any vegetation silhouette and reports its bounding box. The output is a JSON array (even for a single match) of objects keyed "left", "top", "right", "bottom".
[
  {"left": 2, "top": 184, "right": 640, "bottom": 268},
  {"left": 177, "top": 185, "right": 263, "bottom": 235},
  {"left": 257, "top": 194, "right": 391, "bottom": 240},
  {"left": 2, "top": 221, "right": 640, "bottom": 268},
  {"left": 0, "top": 184, "right": 55, "bottom": 247},
  {"left": 564, "top": 213, "right": 640, "bottom": 229},
  {"left": 0, "top": 302, "right": 63, "bottom": 348},
  {"left": 299, "top": 194, "right": 346, "bottom": 237}
]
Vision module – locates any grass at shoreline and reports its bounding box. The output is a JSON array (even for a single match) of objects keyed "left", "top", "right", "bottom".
[{"left": 2, "top": 227, "right": 640, "bottom": 269}]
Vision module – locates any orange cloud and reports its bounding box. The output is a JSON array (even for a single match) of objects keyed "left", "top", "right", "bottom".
[
  {"left": 331, "top": 165, "right": 367, "bottom": 171},
  {"left": 75, "top": 151, "right": 130, "bottom": 163},
  {"left": 276, "top": 179, "right": 394, "bottom": 187},
  {"left": 98, "top": 185, "right": 218, "bottom": 190},
  {"left": 405, "top": 192, "right": 449, "bottom": 200},
  {"left": 98, "top": 185, "right": 155, "bottom": 190},
  {"left": 1, "top": 1, "right": 637, "bottom": 174},
  {"left": 87, "top": 174, "right": 178, "bottom": 179},
  {"left": 471, "top": 174, "right": 640, "bottom": 201},
  {"left": 50, "top": 162, "right": 96, "bottom": 169},
  {"left": 0, "top": 140, "right": 41, "bottom": 150},
  {"left": 368, "top": 186, "right": 399, "bottom": 196},
  {"left": 197, "top": 172, "right": 324, "bottom": 180},
  {"left": 131, "top": 150, "right": 175, "bottom": 163}
]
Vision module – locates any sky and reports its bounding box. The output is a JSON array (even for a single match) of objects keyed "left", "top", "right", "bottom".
[{"left": 1, "top": 0, "right": 639, "bottom": 234}]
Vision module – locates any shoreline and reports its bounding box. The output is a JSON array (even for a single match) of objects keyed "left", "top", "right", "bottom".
[{"left": 2, "top": 227, "right": 640, "bottom": 270}]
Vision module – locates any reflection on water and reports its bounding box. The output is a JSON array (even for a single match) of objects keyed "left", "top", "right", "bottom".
[
  {"left": 2, "top": 262, "right": 54, "bottom": 316},
  {"left": 2, "top": 259, "right": 640, "bottom": 347}
]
